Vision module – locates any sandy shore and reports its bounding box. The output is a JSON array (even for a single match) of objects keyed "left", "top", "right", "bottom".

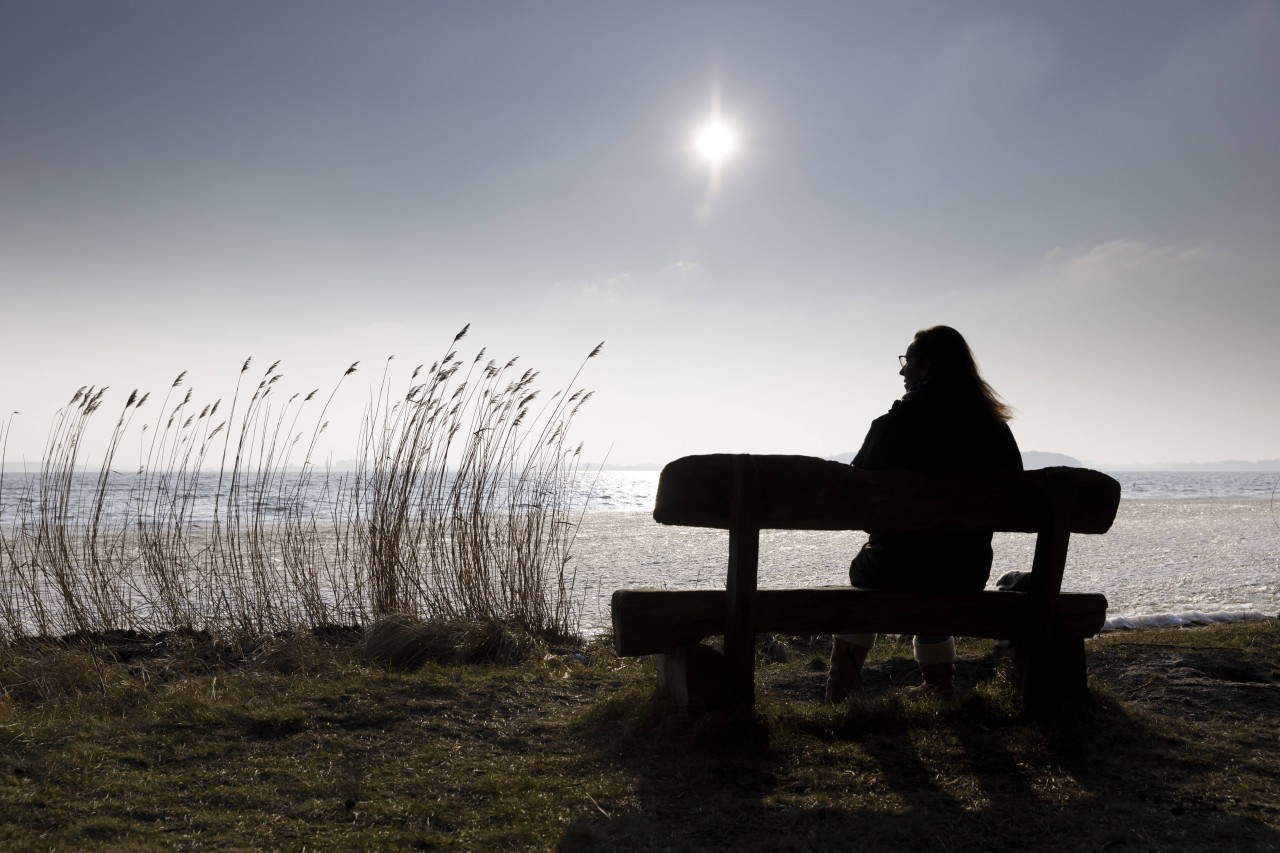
[{"left": 570, "top": 498, "right": 1280, "bottom": 635}]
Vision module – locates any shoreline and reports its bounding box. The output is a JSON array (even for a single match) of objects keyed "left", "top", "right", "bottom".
[{"left": 571, "top": 498, "right": 1280, "bottom": 635}]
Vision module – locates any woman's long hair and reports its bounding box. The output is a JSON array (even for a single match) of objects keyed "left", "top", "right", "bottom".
[{"left": 911, "top": 326, "right": 1013, "bottom": 423}]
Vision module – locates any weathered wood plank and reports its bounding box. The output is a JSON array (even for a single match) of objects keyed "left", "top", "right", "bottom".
[
  {"left": 656, "top": 648, "right": 691, "bottom": 714},
  {"left": 611, "top": 588, "right": 1109, "bottom": 657},
  {"left": 652, "top": 455, "right": 1121, "bottom": 534},
  {"left": 1018, "top": 472, "right": 1078, "bottom": 693},
  {"left": 656, "top": 643, "right": 733, "bottom": 716},
  {"left": 724, "top": 455, "right": 761, "bottom": 709},
  {"left": 611, "top": 589, "right": 725, "bottom": 653}
]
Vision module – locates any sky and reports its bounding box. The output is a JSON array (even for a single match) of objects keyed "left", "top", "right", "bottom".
[{"left": 2, "top": 0, "right": 1278, "bottom": 469}]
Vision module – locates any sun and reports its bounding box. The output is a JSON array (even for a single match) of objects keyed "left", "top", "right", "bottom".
[{"left": 695, "top": 120, "right": 737, "bottom": 165}]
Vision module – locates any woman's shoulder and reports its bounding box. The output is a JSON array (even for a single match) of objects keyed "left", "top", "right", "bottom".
[
  {"left": 887, "top": 384, "right": 954, "bottom": 417},
  {"left": 892, "top": 386, "right": 1013, "bottom": 437}
]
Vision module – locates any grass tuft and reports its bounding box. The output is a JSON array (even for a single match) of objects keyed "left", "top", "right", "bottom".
[{"left": 362, "top": 615, "right": 539, "bottom": 668}]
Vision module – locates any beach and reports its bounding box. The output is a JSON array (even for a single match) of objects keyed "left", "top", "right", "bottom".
[{"left": 571, "top": 497, "right": 1280, "bottom": 636}]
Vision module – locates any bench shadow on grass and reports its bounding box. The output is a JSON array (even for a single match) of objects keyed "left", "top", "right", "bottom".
[{"left": 559, "top": 651, "right": 1280, "bottom": 851}]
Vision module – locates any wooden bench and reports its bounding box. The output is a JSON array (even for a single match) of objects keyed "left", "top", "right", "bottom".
[{"left": 610, "top": 454, "right": 1122, "bottom": 713}]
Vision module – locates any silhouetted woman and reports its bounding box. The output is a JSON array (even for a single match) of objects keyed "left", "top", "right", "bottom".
[{"left": 825, "top": 326, "right": 1021, "bottom": 701}]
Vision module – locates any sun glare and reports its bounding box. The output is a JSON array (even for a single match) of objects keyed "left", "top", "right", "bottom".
[{"left": 695, "top": 121, "right": 737, "bottom": 165}]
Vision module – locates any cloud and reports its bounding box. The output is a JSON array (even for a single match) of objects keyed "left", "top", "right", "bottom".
[
  {"left": 552, "top": 259, "right": 707, "bottom": 304},
  {"left": 666, "top": 260, "right": 700, "bottom": 275},
  {"left": 1041, "top": 238, "right": 1206, "bottom": 287},
  {"left": 999, "top": 239, "right": 1279, "bottom": 462},
  {"left": 577, "top": 271, "right": 634, "bottom": 300}
]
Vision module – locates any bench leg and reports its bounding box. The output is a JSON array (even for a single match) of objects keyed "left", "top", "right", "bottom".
[
  {"left": 656, "top": 643, "right": 731, "bottom": 716},
  {"left": 1004, "top": 636, "right": 1089, "bottom": 700},
  {"left": 656, "top": 648, "right": 692, "bottom": 715}
]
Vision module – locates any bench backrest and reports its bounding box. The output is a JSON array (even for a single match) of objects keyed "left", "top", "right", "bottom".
[{"left": 653, "top": 454, "right": 1121, "bottom": 535}]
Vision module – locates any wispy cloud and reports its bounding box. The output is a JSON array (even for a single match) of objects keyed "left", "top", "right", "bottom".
[{"left": 1042, "top": 239, "right": 1207, "bottom": 285}]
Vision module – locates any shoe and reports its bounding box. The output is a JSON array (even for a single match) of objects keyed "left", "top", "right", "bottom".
[
  {"left": 906, "top": 662, "right": 955, "bottom": 700},
  {"left": 824, "top": 639, "right": 870, "bottom": 703}
]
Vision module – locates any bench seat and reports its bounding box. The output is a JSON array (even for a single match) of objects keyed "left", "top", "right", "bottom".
[{"left": 612, "top": 588, "right": 1108, "bottom": 657}]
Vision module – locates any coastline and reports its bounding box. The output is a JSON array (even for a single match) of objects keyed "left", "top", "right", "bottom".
[{"left": 571, "top": 497, "right": 1280, "bottom": 636}]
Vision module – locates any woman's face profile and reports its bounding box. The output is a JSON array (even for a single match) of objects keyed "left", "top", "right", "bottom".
[{"left": 899, "top": 343, "right": 928, "bottom": 389}]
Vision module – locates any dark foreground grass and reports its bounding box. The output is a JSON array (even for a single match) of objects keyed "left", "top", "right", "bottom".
[{"left": 0, "top": 619, "right": 1277, "bottom": 851}]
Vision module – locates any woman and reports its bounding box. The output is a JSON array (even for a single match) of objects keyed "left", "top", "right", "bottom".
[{"left": 825, "top": 326, "right": 1021, "bottom": 701}]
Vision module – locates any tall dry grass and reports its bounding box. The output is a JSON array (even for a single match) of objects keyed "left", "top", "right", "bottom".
[{"left": 0, "top": 326, "right": 600, "bottom": 642}]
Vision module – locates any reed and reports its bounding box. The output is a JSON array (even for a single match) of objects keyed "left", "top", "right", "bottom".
[{"left": 0, "top": 327, "right": 601, "bottom": 643}]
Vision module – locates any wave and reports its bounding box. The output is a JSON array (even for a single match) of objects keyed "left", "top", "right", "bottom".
[{"left": 1102, "top": 609, "right": 1273, "bottom": 631}]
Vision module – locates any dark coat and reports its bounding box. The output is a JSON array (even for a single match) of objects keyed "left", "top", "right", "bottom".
[{"left": 849, "top": 383, "right": 1022, "bottom": 593}]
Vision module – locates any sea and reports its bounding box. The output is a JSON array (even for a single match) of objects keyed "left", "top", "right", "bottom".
[
  {"left": 2, "top": 469, "right": 1277, "bottom": 636},
  {"left": 567, "top": 469, "right": 1280, "bottom": 635}
]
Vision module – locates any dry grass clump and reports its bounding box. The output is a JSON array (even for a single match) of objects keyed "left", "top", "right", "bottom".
[
  {"left": 0, "top": 644, "right": 113, "bottom": 705},
  {"left": 362, "top": 614, "right": 537, "bottom": 668},
  {"left": 0, "top": 325, "right": 602, "bottom": 647},
  {"left": 245, "top": 631, "right": 331, "bottom": 675},
  {"left": 0, "top": 630, "right": 243, "bottom": 708}
]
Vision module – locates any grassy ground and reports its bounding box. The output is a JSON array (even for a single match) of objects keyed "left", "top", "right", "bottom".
[{"left": 0, "top": 619, "right": 1277, "bottom": 851}]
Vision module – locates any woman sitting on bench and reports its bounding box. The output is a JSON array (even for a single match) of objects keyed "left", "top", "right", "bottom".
[{"left": 826, "top": 325, "right": 1022, "bottom": 701}]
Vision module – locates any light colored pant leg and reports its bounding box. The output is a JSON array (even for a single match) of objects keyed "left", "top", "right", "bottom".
[{"left": 913, "top": 636, "right": 956, "bottom": 665}]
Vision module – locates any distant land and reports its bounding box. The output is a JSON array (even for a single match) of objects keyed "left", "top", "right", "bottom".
[
  {"left": 1019, "top": 451, "right": 1083, "bottom": 469},
  {"left": 585, "top": 462, "right": 664, "bottom": 472},
  {"left": 823, "top": 450, "right": 1080, "bottom": 469},
  {"left": 819, "top": 452, "right": 1280, "bottom": 472},
  {"left": 1093, "top": 459, "right": 1280, "bottom": 472}
]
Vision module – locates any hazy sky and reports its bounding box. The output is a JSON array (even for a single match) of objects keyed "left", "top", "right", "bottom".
[{"left": 2, "top": 1, "right": 1278, "bottom": 468}]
